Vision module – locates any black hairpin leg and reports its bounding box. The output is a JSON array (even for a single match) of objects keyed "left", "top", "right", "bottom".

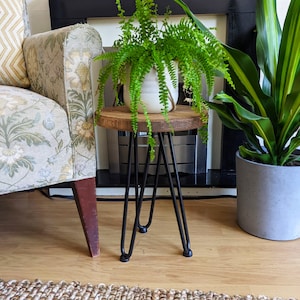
[
  {"left": 158, "top": 132, "right": 192, "bottom": 257},
  {"left": 120, "top": 132, "right": 139, "bottom": 262},
  {"left": 120, "top": 132, "right": 154, "bottom": 262},
  {"left": 137, "top": 138, "right": 163, "bottom": 233},
  {"left": 120, "top": 131, "right": 192, "bottom": 262}
]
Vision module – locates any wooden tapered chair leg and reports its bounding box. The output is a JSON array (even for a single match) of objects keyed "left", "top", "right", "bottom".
[{"left": 72, "top": 177, "right": 100, "bottom": 257}]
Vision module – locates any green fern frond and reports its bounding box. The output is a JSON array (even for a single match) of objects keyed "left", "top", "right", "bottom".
[
  {"left": 152, "top": 50, "right": 169, "bottom": 113},
  {"left": 164, "top": 60, "right": 178, "bottom": 88},
  {"left": 95, "top": 62, "right": 114, "bottom": 122},
  {"left": 140, "top": 101, "right": 156, "bottom": 160}
]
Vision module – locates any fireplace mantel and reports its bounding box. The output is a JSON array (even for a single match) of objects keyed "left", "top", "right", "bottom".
[{"left": 49, "top": 0, "right": 255, "bottom": 30}]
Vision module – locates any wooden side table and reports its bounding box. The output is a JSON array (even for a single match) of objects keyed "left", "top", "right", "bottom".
[{"left": 97, "top": 105, "right": 204, "bottom": 262}]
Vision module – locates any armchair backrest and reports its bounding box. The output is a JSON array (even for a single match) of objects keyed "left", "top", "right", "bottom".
[{"left": 0, "top": 0, "right": 30, "bottom": 88}]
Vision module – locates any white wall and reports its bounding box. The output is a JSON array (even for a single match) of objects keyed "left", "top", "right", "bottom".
[
  {"left": 89, "top": 14, "right": 227, "bottom": 47},
  {"left": 277, "top": 0, "right": 289, "bottom": 26},
  {"left": 26, "top": 0, "right": 51, "bottom": 34}
]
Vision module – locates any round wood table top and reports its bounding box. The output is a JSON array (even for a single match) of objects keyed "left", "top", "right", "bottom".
[{"left": 97, "top": 105, "right": 204, "bottom": 133}]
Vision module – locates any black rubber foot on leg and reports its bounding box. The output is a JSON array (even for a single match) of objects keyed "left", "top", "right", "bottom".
[
  {"left": 183, "top": 249, "right": 193, "bottom": 257},
  {"left": 120, "top": 254, "right": 130, "bottom": 262},
  {"left": 139, "top": 226, "right": 148, "bottom": 233}
]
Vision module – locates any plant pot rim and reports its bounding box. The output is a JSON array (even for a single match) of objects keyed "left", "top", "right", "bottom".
[{"left": 236, "top": 151, "right": 300, "bottom": 169}]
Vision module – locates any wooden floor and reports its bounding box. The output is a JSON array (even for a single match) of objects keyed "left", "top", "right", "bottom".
[{"left": 0, "top": 190, "right": 299, "bottom": 299}]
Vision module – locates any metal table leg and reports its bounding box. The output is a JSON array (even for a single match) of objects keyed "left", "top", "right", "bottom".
[
  {"left": 120, "top": 132, "right": 192, "bottom": 262},
  {"left": 158, "top": 132, "right": 192, "bottom": 257},
  {"left": 120, "top": 132, "right": 143, "bottom": 262}
]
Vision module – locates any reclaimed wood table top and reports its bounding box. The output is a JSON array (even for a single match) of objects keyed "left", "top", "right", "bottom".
[{"left": 97, "top": 105, "right": 204, "bottom": 132}]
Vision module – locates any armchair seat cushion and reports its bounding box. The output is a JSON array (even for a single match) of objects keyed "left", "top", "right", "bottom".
[{"left": 0, "top": 85, "right": 73, "bottom": 194}]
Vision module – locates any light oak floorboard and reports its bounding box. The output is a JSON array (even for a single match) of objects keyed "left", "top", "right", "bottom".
[{"left": 0, "top": 190, "right": 299, "bottom": 299}]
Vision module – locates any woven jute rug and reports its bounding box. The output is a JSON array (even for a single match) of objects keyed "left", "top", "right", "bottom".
[{"left": 0, "top": 279, "right": 297, "bottom": 300}]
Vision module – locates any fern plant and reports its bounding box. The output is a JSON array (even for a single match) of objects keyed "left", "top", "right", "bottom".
[{"left": 95, "top": 0, "right": 231, "bottom": 159}]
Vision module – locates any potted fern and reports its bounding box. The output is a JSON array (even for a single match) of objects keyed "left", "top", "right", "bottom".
[
  {"left": 95, "top": 0, "right": 231, "bottom": 159},
  {"left": 174, "top": 0, "right": 300, "bottom": 240}
]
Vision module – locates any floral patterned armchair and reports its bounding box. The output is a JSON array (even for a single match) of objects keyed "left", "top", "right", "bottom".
[{"left": 0, "top": 0, "right": 103, "bottom": 256}]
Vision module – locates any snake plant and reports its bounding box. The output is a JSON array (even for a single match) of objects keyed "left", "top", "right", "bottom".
[{"left": 174, "top": 0, "right": 300, "bottom": 166}]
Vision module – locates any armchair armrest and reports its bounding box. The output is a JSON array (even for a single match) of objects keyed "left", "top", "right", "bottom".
[
  {"left": 23, "top": 24, "right": 103, "bottom": 180},
  {"left": 23, "top": 24, "right": 102, "bottom": 111}
]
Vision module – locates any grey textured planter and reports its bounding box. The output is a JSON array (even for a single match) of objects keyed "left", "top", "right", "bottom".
[{"left": 236, "top": 152, "right": 300, "bottom": 241}]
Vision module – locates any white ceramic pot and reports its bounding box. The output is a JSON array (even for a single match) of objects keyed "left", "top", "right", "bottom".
[
  {"left": 236, "top": 152, "right": 300, "bottom": 241},
  {"left": 123, "top": 64, "right": 178, "bottom": 113}
]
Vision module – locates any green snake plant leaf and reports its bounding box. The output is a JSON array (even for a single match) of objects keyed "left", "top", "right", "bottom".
[
  {"left": 213, "top": 93, "right": 277, "bottom": 159},
  {"left": 276, "top": 0, "right": 300, "bottom": 113},
  {"left": 281, "top": 133, "right": 300, "bottom": 165},
  {"left": 207, "top": 101, "right": 264, "bottom": 154},
  {"left": 278, "top": 91, "right": 300, "bottom": 164},
  {"left": 222, "top": 45, "right": 274, "bottom": 119},
  {"left": 256, "top": 0, "right": 281, "bottom": 96},
  {"left": 238, "top": 145, "right": 274, "bottom": 165},
  {"left": 292, "top": 65, "right": 300, "bottom": 94}
]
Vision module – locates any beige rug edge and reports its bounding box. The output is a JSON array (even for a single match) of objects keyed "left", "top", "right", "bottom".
[{"left": 0, "top": 279, "right": 297, "bottom": 300}]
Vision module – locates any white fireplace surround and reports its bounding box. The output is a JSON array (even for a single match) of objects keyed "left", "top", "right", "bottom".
[
  {"left": 89, "top": 14, "right": 227, "bottom": 172},
  {"left": 27, "top": 0, "right": 289, "bottom": 197}
]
